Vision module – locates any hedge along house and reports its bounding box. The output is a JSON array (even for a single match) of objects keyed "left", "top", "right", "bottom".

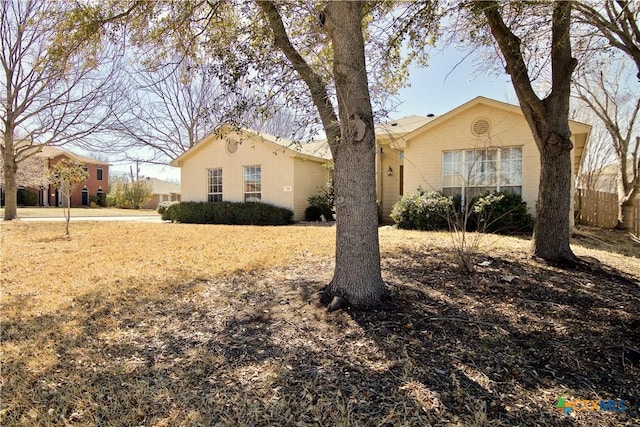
[
  {"left": 375, "top": 97, "right": 591, "bottom": 222},
  {"left": 170, "top": 126, "right": 332, "bottom": 221}
]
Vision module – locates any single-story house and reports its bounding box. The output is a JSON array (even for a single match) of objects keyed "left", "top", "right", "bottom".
[
  {"left": 172, "top": 96, "right": 591, "bottom": 222},
  {"left": 170, "top": 126, "right": 332, "bottom": 221},
  {"left": 141, "top": 177, "right": 181, "bottom": 209}
]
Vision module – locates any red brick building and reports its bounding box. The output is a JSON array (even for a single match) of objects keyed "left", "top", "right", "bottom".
[{"left": 38, "top": 146, "right": 110, "bottom": 207}]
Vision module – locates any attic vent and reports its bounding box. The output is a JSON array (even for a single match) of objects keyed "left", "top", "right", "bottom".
[
  {"left": 472, "top": 118, "right": 491, "bottom": 136},
  {"left": 226, "top": 140, "right": 238, "bottom": 154}
]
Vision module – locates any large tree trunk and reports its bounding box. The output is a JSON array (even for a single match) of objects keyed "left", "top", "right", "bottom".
[
  {"left": 532, "top": 133, "right": 575, "bottom": 261},
  {"left": 616, "top": 154, "right": 639, "bottom": 230},
  {"left": 2, "top": 130, "right": 18, "bottom": 220},
  {"left": 620, "top": 198, "right": 637, "bottom": 230},
  {"left": 483, "top": 1, "right": 579, "bottom": 264},
  {"left": 323, "top": 1, "right": 387, "bottom": 309},
  {"left": 618, "top": 186, "right": 639, "bottom": 231},
  {"left": 258, "top": 0, "right": 387, "bottom": 310}
]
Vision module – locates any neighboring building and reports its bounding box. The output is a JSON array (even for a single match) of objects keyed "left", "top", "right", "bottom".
[
  {"left": 141, "top": 177, "right": 181, "bottom": 209},
  {"left": 172, "top": 96, "right": 591, "bottom": 222},
  {"left": 38, "top": 146, "right": 110, "bottom": 207},
  {"left": 577, "top": 160, "right": 637, "bottom": 194}
]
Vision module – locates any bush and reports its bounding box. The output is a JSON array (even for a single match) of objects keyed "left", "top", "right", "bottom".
[
  {"left": 305, "top": 193, "right": 334, "bottom": 222},
  {"left": 17, "top": 188, "right": 38, "bottom": 206},
  {"left": 158, "top": 201, "right": 179, "bottom": 220},
  {"left": 165, "top": 201, "right": 293, "bottom": 225},
  {"left": 467, "top": 192, "right": 534, "bottom": 234},
  {"left": 89, "top": 195, "right": 105, "bottom": 208},
  {"left": 107, "top": 180, "right": 152, "bottom": 209},
  {"left": 390, "top": 191, "right": 453, "bottom": 230}
]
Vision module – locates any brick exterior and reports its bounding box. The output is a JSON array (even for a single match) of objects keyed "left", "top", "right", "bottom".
[{"left": 45, "top": 154, "right": 109, "bottom": 207}]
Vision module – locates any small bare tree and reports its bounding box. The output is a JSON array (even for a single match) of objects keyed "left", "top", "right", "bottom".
[
  {"left": 573, "top": 60, "right": 640, "bottom": 230},
  {"left": 46, "top": 159, "right": 88, "bottom": 236}
]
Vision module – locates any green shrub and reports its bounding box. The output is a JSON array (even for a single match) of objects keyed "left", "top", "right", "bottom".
[
  {"left": 305, "top": 193, "right": 334, "bottom": 221},
  {"left": 96, "top": 192, "right": 106, "bottom": 207},
  {"left": 89, "top": 195, "right": 103, "bottom": 208},
  {"left": 107, "top": 180, "right": 152, "bottom": 209},
  {"left": 390, "top": 191, "right": 453, "bottom": 230},
  {"left": 467, "top": 192, "right": 534, "bottom": 234},
  {"left": 158, "top": 201, "right": 179, "bottom": 220},
  {"left": 17, "top": 188, "right": 38, "bottom": 206},
  {"left": 165, "top": 201, "right": 293, "bottom": 225}
]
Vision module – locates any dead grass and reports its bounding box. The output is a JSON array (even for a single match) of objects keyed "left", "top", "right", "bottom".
[
  {"left": 1, "top": 207, "right": 158, "bottom": 218},
  {"left": 1, "top": 221, "right": 639, "bottom": 426}
]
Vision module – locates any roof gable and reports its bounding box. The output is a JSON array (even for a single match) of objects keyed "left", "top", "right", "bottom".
[
  {"left": 404, "top": 96, "right": 591, "bottom": 142},
  {"left": 37, "top": 145, "right": 110, "bottom": 166},
  {"left": 170, "top": 126, "right": 331, "bottom": 167}
]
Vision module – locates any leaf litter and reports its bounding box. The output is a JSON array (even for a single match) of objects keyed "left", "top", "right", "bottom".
[{"left": 1, "top": 221, "right": 639, "bottom": 426}]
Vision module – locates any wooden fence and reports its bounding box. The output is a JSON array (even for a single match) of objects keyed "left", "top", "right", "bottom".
[{"left": 574, "top": 189, "right": 640, "bottom": 237}]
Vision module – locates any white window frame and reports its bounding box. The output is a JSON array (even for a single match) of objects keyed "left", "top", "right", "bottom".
[
  {"left": 442, "top": 147, "right": 522, "bottom": 202},
  {"left": 207, "top": 168, "right": 223, "bottom": 202},
  {"left": 243, "top": 165, "right": 262, "bottom": 202}
]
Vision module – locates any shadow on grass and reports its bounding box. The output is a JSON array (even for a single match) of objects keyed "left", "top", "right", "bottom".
[
  {"left": 1, "top": 251, "right": 639, "bottom": 426},
  {"left": 571, "top": 226, "right": 640, "bottom": 258}
]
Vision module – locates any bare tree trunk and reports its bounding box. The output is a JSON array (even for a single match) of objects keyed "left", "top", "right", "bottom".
[
  {"left": 483, "top": 1, "right": 579, "bottom": 264},
  {"left": 620, "top": 198, "right": 636, "bottom": 230},
  {"left": 2, "top": 130, "right": 18, "bottom": 220},
  {"left": 258, "top": 0, "right": 386, "bottom": 309},
  {"left": 65, "top": 201, "right": 71, "bottom": 236},
  {"left": 532, "top": 134, "right": 575, "bottom": 261},
  {"left": 618, "top": 180, "right": 639, "bottom": 230},
  {"left": 323, "top": 1, "right": 387, "bottom": 309}
]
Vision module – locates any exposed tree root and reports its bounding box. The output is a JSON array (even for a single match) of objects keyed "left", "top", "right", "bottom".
[
  {"left": 327, "top": 296, "right": 344, "bottom": 312},
  {"left": 533, "top": 252, "right": 602, "bottom": 271},
  {"left": 320, "top": 284, "right": 392, "bottom": 312}
]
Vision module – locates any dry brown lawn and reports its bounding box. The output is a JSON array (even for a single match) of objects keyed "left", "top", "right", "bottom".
[{"left": 1, "top": 221, "right": 639, "bottom": 426}]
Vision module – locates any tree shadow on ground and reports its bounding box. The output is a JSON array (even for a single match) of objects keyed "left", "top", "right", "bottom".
[
  {"left": 2, "top": 251, "right": 638, "bottom": 426},
  {"left": 571, "top": 226, "right": 640, "bottom": 258},
  {"left": 347, "top": 246, "right": 639, "bottom": 425}
]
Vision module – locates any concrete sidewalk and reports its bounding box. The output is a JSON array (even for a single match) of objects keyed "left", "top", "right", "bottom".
[{"left": 14, "top": 215, "right": 164, "bottom": 223}]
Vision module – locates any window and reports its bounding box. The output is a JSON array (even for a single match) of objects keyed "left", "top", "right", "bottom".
[
  {"left": 499, "top": 147, "right": 522, "bottom": 195},
  {"left": 207, "top": 168, "right": 223, "bottom": 202},
  {"left": 442, "top": 147, "right": 522, "bottom": 201},
  {"left": 243, "top": 165, "right": 261, "bottom": 202},
  {"left": 97, "top": 167, "right": 103, "bottom": 181}
]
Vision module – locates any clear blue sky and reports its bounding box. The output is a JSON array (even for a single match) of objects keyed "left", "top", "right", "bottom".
[
  {"left": 117, "top": 48, "right": 518, "bottom": 182},
  {"left": 393, "top": 47, "right": 516, "bottom": 118}
]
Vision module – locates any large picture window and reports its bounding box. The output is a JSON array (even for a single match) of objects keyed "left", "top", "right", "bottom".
[
  {"left": 243, "top": 165, "right": 261, "bottom": 202},
  {"left": 207, "top": 168, "right": 223, "bottom": 202},
  {"left": 442, "top": 147, "right": 522, "bottom": 200}
]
